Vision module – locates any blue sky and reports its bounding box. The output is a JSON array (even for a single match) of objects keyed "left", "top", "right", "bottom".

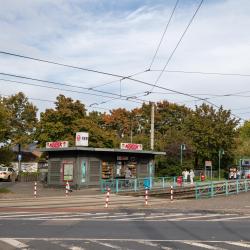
[{"left": 0, "top": 0, "right": 250, "bottom": 121}]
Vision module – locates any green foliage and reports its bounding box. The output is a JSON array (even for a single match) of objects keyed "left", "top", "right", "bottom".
[
  {"left": 2, "top": 92, "right": 38, "bottom": 145},
  {"left": 0, "top": 100, "right": 11, "bottom": 143},
  {"left": 36, "top": 95, "right": 117, "bottom": 147},
  {"left": 184, "top": 104, "right": 239, "bottom": 168},
  {"left": 0, "top": 147, "right": 14, "bottom": 165}
]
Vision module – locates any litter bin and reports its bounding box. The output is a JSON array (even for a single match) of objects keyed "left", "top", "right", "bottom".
[{"left": 144, "top": 178, "right": 150, "bottom": 189}]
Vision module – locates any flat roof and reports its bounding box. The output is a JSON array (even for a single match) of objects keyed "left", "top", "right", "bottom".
[{"left": 41, "top": 146, "right": 166, "bottom": 156}]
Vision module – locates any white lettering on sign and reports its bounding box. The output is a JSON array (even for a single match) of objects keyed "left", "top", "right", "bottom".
[
  {"left": 75, "top": 132, "right": 89, "bottom": 146},
  {"left": 46, "top": 141, "right": 69, "bottom": 149},
  {"left": 120, "top": 143, "right": 143, "bottom": 151}
]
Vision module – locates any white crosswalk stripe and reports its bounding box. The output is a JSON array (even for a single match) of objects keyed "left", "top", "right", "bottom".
[
  {"left": 183, "top": 241, "right": 226, "bottom": 249},
  {"left": 227, "top": 241, "right": 250, "bottom": 248},
  {"left": 0, "top": 211, "right": 250, "bottom": 222},
  {"left": 2, "top": 238, "right": 250, "bottom": 250}
]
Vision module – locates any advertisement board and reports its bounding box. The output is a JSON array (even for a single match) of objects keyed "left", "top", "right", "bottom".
[
  {"left": 46, "top": 141, "right": 68, "bottom": 149},
  {"left": 76, "top": 132, "right": 89, "bottom": 146},
  {"left": 63, "top": 162, "right": 73, "bottom": 182},
  {"left": 120, "top": 143, "right": 143, "bottom": 151}
]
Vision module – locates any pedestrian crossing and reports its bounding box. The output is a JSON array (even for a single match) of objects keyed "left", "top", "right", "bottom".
[
  {"left": 0, "top": 194, "right": 171, "bottom": 209},
  {"left": 0, "top": 211, "right": 250, "bottom": 222},
  {"left": 1, "top": 238, "right": 250, "bottom": 250}
]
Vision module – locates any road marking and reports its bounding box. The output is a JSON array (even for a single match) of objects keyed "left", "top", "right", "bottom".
[
  {"left": 90, "top": 240, "right": 124, "bottom": 249},
  {"left": 0, "top": 238, "right": 28, "bottom": 249},
  {"left": 137, "top": 240, "right": 172, "bottom": 250},
  {"left": 92, "top": 213, "right": 145, "bottom": 219},
  {"left": 69, "top": 247, "right": 84, "bottom": 250},
  {"left": 168, "top": 214, "right": 224, "bottom": 221},
  {"left": 0, "top": 213, "right": 66, "bottom": 218},
  {"left": 210, "top": 215, "right": 250, "bottom": 221},
  {"left": 227, "top": 241, "right": 250, "bottom": 248},
  {"left": 183, "top": 241, "right": 225, "bottom": 249},
  {"left": 115, "top": 213, "right": 184, "bottom": 221}
]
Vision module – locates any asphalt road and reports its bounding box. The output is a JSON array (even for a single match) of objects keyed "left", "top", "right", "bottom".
[{"left": 0, "top": 215, "right": 250, "bottom": 249}]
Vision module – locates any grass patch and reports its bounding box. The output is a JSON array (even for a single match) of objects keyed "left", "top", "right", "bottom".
[{"left": 0, "top": 187, "right": 11, "bottom": 193}]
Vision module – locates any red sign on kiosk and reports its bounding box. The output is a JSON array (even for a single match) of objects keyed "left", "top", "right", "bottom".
[
  {"left": 120, "top": 143, "right": 143, "bottom": 151},
  {"left": 46, "top": 141, "right": 69, "bottom": 149}
]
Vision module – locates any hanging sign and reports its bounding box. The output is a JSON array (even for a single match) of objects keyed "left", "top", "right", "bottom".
[
  {"left": 46, "top": 141, "right": 68, "bottom": 149},
  {"left": 120, "top": 143, "right": 143, "bottom": 151},
  {"left": 76, "top": 132, "right": 89, "bottom": 146}
]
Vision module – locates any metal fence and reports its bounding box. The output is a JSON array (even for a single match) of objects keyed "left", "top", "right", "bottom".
[
  {"left": 195, "top": 179, "right": 250, "bottom": 199},
  {"left": 100, "top": 176, "right": 176, "bottom": 193}
]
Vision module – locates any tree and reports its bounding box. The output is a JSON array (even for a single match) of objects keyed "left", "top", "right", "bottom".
[
  {"left": 36, "top": 95, "right": 117, "bottom": 147},
  {"left": 234, "top": 121, "right": 250, "bottom": 159},
  {"left": 3, "top": 92, "right": 38, "bottom": 145},
  {"left": 0, "top": 99, "right": 11, "bottom": 143},
  {"left": 185, "top": 103, "right": 239, "bottom": 168}
]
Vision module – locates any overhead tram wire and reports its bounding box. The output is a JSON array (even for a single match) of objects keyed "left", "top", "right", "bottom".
[
  {"left": 0, "top": 78, "right": 144, "bottom": 105},
  {"left": 0, "top": 92, "right": 110, "bottom": 111},
  {"left": 150, "top": 69, "right": 250, "bottom": 77},
  {"left": 0, "top": 51, "right": 243, "bottom": 119},
  {"left": 0, "top": 71, "right": 239, "bottom": 118},
  {"left": 148, "top": 0, "right": 179, "bottom": 70},
  {"left": 0, "top": 51, "right": 124, "bottom": 79},
  {"left": 149, "top": 0, "right": 204, "bottom": 92},
  {"left": 88, "top": 69, "right": 148, "bottom": 90},
  {"left": 0, "top": 50, "right": 211, "bottom": 103},
  {"left": 0, "top": 72, "right": 147, "bottom": 104}
]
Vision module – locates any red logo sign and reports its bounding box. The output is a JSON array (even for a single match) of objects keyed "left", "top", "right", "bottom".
[
  {"left": 120, "top": 143, "right": 143, "bottom": 151},
  {"left": 46, "top": 141, "right": 69, "bottom": 149}
]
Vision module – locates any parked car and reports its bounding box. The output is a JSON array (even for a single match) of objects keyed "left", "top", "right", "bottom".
[{"left": 0, "top": 165, "right": 18, "bottom": 182}]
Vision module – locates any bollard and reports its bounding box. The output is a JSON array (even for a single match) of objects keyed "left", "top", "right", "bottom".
[
  {"left": 105, "top": 187, "right": 110, "bottom": 208},
  {"left": 170, "top": 185, "right": 174, "bottom": 202},
  {"left": 65, "top": 181, "right": 70, "bottom": 197},
  {"left": 145, "top": 188, "right": 148, "bottom": 206},
  {"left": 34, "top": 181, "right": 37, "bottom": 198}
]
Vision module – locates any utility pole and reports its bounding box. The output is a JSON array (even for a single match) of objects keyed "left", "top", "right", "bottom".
[
  {"left": 150, "top": 102, "right": 154, "bottom": 150},
  {"left": 17, "top": 143, "right": 22, "bottom": 173}
]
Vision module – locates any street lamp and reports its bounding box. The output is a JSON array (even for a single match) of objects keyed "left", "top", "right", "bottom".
[
  {"left": 218, "top": 149, "right": 224, "bottom": 180},
  {"left": 180, "top": 144, "right": 186, "bottom": 166}
]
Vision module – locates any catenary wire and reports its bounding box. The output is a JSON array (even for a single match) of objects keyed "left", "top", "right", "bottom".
[
  {"left": 0, "top": 92, "right": 110, "bottom": 111},
  {"left": 0, "top": 52, "right": 244, "bottom": 119},
  {"left": 0, "top": 78, "right": 144, "bottom": 105},
  {"left": 0, "top": 72, "right": 147, "bottom": 103},
  {"left": 150, "top": 69, "right": 250, "bottom": 77},
  {"left": 150, "top": 0, "right": 204, "bottom": 92},
  {"left": 148, "top": 0, "right": 179, "bottom": 70}
]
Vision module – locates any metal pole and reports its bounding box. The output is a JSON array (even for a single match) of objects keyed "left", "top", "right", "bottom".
[
  {"left": 150, "top": 102, "right": 154, "bottom": 150},
  {"left": 130, "top": 117, "right": 133, "bottom": 143},
  {"left": 218, "top": 150, "right": 221, "bottom": 181},
  {"left": 180, "top": 145, "right": 183, "bottom": 166}
]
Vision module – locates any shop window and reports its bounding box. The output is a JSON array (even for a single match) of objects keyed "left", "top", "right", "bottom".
[
  {"left": 116, "top": 157, "right": 138, "bottom": 178},
  {"left": 102, "top": 161, "right": 115, "bottom": 179}
]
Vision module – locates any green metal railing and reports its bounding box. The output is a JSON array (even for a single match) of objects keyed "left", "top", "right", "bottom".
[
  {"left": 100, "top": 176, "right": 176, "bottom": 193},
  {"left": 195, "top": 179, "right": 250, "bottom": 199}
]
